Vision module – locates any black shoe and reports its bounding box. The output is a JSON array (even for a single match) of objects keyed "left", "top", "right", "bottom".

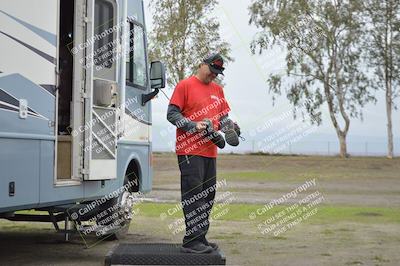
[
  {"left": 180, "top": 242, "right": 213, "bottom": 254},
  {"left": 204, "top": 240, "right": 219, "bottom": 250},
  {"left": 203, "top": 119, "right": 225, "bottom": 149},
  {"left": 223, "top": 120, "right": 239, "bottom": 146}
]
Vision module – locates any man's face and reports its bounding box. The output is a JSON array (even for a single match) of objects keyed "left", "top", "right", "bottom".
[{"left": 200, "top": 64, "right": 217, "bottom": 84}]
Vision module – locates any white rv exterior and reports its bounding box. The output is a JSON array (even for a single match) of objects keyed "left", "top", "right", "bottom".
[{"left": 0, "top": 0, "right": 164, "bottom": 236}]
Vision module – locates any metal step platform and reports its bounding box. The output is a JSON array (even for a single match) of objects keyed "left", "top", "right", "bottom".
[{"left": 105, "top": 243, "right": 226, "bottom": 265}]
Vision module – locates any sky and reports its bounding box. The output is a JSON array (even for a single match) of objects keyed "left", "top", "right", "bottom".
[{"left": 143, "top": 0, "right": 400, "bottom": 155}]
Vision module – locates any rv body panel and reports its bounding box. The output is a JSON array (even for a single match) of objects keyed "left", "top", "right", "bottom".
[
  {"left": 123, "top": 89, "right": 151, "bottom": 142},
  {"left": 0, "top": 0, "right": 57, "bottom": 85},
  {"left": 0, "top": 0, "right": 57, "bottom": 211},
  {"left": 0, "top": 73, "right": 55, "bottom": 135},
  {"left": 117, "top": 141, "right": 151, "bottom": 193},
  {"left": 0, "top": 0, "right": 153, "bottom": 214},
  {"left": 0, "top": 138, "right": 40, "bottom": 210}
]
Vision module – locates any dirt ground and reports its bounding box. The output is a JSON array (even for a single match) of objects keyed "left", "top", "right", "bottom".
[{"left": 1, "top": 153, "right": 399, "bottom": 265}]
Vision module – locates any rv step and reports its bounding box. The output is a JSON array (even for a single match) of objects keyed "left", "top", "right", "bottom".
[
  {"left": 50, "top": 203, "right": 107, "bottom": 221},
  {"left": 105, "top": 243, "right": 226, "bottom": 265}
]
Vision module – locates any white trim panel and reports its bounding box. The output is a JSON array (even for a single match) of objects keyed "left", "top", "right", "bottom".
[{"left": 89, "top": 159, "right": 117, "bottom": 180}]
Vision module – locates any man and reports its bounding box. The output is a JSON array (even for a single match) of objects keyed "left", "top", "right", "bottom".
[{"left": 167, "top": 53, "right": 240, "bottom": 253}]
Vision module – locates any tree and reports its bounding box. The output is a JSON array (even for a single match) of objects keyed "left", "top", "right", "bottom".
[
  {"left": 249, "top": 0, "right": 375, "bottom": 157},
  {"left": 148, "top": 0, "right": 232, "bottom": 87},
  {"left": 362, "top": 0, "right": 400, "bottom": 159}
]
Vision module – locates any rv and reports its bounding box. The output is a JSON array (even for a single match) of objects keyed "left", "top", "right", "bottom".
[{"left": 0, "top": 0, "right": 165, "bottom": 239}]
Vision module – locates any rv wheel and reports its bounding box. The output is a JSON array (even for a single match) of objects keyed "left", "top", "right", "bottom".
[{"left": 102, "top": 177, "right": 135, "bottom": 240}]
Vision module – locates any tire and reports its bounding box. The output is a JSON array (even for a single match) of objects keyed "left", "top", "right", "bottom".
[{"left": 101, "top": 176, "right": 136, "bottom": 240}]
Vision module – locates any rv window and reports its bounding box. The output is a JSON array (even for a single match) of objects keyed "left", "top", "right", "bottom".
[
  {"left": 126, "top": 22, "right": 147, "bottom": 89},
  {"left": 94, "top": 0, "right": 114, "bottom": 69}
]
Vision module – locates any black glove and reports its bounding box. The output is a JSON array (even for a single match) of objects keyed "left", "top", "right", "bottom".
[{"left": 233, "top": 122, "right": 241, "bottom": 137}]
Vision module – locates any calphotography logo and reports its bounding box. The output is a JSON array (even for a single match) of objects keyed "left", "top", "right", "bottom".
[
  {"left": 66, "top": 179, "right": 144, "bottom": 247},
  {"left": 211, "top": 95, "right": 219, "bottom": 101},
  {"left": 249, "top": 178, "right": 324, "bottom": 237},
  {"left": 1, "top": 0, "right": 399, "bottom": 265}
]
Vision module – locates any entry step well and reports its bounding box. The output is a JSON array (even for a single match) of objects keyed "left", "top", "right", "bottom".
[{"left": 105, "top": 243, "right": 226, "bottom": 265}]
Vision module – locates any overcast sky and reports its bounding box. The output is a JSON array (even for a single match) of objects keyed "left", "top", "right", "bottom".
[{"left": 143, "top": 0, "right": 400, "bottom": 154}]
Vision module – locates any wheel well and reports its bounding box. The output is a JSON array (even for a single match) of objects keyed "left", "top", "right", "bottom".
[{"left": 125, "top": 160, "right": 140, "bottom": 192}]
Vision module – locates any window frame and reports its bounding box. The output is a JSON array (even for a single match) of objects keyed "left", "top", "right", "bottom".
[
  {"left": 92, "top": 0, "right": 118, "bottom": 82},
  {"left": 125, "top": 19, "right": 148, "bottom": 91}
]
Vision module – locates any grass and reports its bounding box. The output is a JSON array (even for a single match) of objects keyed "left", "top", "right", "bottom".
[
  {"left": 218, "top": 171, "right": 285, "bottom": 181},
  {"left": 15, "top": 210, "right": 48, "bottom": 215},
  {"left": 135, "top": 202, "right": 400, "bottom": 224}
]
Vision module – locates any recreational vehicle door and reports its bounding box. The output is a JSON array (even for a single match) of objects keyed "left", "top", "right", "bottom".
[{"left": 78, "top": 0, "right": 120, "bottom": 180}]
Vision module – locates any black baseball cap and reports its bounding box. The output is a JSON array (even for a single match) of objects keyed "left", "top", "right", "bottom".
[{"left": 203, "top": 53, "right": 225, "bottom": 75}]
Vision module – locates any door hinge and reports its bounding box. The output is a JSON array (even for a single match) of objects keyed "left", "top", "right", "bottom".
[
  {"left": 55, "top": 68, "right": 60, "bottom": 88},
  {"left": 83, "top": 17, "right": 91, "bottom": 23},
  {"left": 81, "top": 89, "right": 89, "bottom": 102},
  {"left": 80, "top": 168, "right": 89, "bottom": 175}
]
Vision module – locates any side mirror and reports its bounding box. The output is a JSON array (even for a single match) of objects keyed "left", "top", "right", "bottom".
[
  {"left": 141, "top": 61, "right": 166, "bottom": 105},
  {"left": 150, "top": 61, "right": 166, "bottom": 89}
]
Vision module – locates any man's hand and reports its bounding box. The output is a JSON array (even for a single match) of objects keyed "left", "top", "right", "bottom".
[{"left": 195, "top": 121, "right": 208, "bottom": 132}]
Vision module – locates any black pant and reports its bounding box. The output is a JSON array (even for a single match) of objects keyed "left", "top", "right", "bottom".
[{"left": 177, "top": 155, "right": 216, "bottom": 247}]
